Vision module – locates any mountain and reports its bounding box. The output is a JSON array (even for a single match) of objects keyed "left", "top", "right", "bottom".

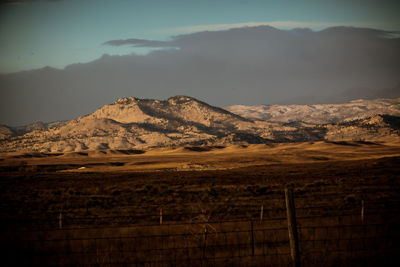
[
  {"left": 0, "top": 96, "right": 263, "bottom": 152},
  {"left": 88, "top": 96, "right": 250, "bottom": 128},
  {"left": 0, "top": 96, "right": 399, "bottom": 153},
  {"left": 225, "top": 98, "right": 400, "bottom": 124}
]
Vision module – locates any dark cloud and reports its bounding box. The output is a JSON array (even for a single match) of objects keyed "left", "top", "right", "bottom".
[
  {"left": 1, "top": 26, "right": 399, "bottom": 126},
  {"left": 0, "top": 0, "right": 27, "bottom": 5},
  {"left": 0, "top": 0, "right": 61, "bottom": 5},
  {"left": 103, "top": 38, "right": 173, "bottom": 48}
]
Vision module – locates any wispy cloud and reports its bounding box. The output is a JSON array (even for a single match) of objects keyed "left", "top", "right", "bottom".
[{"left": 163, "top": 21, "right": 396, "bottom": 33}]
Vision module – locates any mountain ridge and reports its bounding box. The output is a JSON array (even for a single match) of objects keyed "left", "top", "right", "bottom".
[
  {"left": 1, "top": 96, "right": 399, "bottom": 153},
  {"left": 225, "top": 97, "right": 400, "bottom": 124}
]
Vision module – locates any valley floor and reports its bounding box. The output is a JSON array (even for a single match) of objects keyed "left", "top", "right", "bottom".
[
  {"left": 1, "top": 140, "right": 400, "bottom": 172},
  {"left": 0, "top": 141, "right": 399, "bottom": 266}
]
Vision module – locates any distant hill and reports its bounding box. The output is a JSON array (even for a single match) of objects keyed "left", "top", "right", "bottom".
[
  {"left": 1, "top": 96, "right": 399, "bottom": 152},
  {"left": 225, "top": 98, "right": 400, "bottom": 124},
  {"left": 0, "top": 125, "right": 14, "bottom": 140}
]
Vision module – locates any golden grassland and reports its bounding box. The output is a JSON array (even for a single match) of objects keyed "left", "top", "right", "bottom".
[{"left": 1, "top": 140, "right": 400, "bottom": 172}]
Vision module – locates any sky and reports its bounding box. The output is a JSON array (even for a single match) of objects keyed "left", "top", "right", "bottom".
[
  {"left": 1, "top": 0, "right": 400, "bottom": 73},
  {"left": 0, "top": 0, "right": 399, "bottom": 126}
]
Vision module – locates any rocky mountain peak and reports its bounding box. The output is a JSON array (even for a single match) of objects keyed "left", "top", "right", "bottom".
[
  {"left": 113, "top": 97, "right": 138, "bottom": 105},
  {"left": 112, "top": 95, "right": 198, "bottom": 106},
  {"left": 167, "top": 95, "right": 197, "bottom": 104}
]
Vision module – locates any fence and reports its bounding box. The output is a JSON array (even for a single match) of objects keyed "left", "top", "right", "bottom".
[{"left": 2, "top": 187, "right": 400, "bottom": 266}]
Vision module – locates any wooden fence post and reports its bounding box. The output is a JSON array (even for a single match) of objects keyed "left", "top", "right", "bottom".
[
  {"left": 59, "top": 212, "right": 62, "bottom": 230},
  {"left": 251, "top": 220, "right": 255, "bottom": 256},
  {"left": 361, "top": 200, "right": 365, "bottom": 224},
  {"left": 201, "top": 226, "right": 208, "bottom": 266},
  {"left": 285, "top": 187, "right": 300, "bottom": 267}
]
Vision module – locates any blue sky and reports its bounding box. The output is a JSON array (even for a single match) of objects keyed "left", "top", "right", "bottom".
[{"left": 1, "top": 0, "right": 399, "bottom": 73}]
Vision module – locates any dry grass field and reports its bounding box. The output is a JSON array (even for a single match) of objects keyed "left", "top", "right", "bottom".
[
  {"left": 1, "top": 140, "right": 400, "bottom": 172},
  {"left": 0, "top": 141, "right": 399, "bottom": 266}
]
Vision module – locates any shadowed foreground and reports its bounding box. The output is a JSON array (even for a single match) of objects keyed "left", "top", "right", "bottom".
[{"left": 0, "top": 144, "right": 399, "bottom": 266}]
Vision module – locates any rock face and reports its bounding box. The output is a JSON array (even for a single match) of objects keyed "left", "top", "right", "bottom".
[{"left": 1, "top": 96, "right": 399, "bottom": 152}]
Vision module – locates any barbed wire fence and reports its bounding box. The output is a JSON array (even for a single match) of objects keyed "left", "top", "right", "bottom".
[{"left": 1, "top": 186, "right": 399, "bottom": 266}]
